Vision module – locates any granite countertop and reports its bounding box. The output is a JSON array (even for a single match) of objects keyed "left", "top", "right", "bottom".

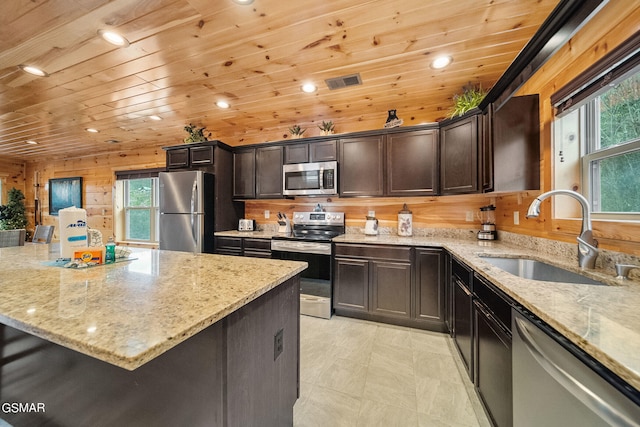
[
  {"left": 0, "top": 244, "right": 306, "bottom": 371},
  {"left": 333, "top": 233, "right": 640, "bottom": 392}
]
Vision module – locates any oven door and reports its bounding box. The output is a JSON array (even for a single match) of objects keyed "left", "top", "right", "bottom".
[{"left": 271, "top": 240, "right": 332, "bottom": 319}]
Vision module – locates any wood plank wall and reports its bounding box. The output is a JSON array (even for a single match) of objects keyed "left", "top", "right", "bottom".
[
  {"left": 1, "top": 1, "right": 638, "bottom": 254},
  {"left": 21, "top": 146, "right": 165, "bottom": 243},
  {"left": 0, "top": 158, "right": 25, "bottom": 203}
]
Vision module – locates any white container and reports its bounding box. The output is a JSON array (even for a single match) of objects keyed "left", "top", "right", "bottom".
[
  {"left": 397, "top": 203, "right": 413, "bottom": 236},
  {"left": 58, "top": 206, "right": 88, "bottom": 259}
]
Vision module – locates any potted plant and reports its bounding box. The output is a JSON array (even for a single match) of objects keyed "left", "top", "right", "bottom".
[
  {"left": 288, "top": 125, "right": 306, "bottom": 139},
  {"left": 318, "top": 120, "right": 335, "bottom": 136},
  {"left": 449, "top": 85, "right": 488, "bottom": 118},
  {"left": 183, "top": 123, "right": 211, "bottom": 143},
  {"left": 0, "top": 188, "right": 28, "bottom": 231}
]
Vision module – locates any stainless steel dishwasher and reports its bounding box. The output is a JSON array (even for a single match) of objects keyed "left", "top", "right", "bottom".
[{"left": 512, "top": 308, "right": 640, "bottom": 426}]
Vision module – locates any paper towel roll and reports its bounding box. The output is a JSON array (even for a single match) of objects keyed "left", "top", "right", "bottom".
[{"left": 59, "top": 206, "right": 88, "bottom": 259}]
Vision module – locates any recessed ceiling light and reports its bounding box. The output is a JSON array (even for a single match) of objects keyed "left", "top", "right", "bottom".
[
  {"left": 26, "top": 140, "right": 38, "bottom": 145},
  {"left": 216, "top": 101, "right": 230, "bottom": 109},
  {"left": 232, "top": 0, "right": 254, "bottom": 4},
  {"left": 98, "top": 29, "right": 130, "bottom": 48},
  {"left": 86, "top": 128, "right": 99, "bottom": 133},
  {"left": 149, "top": 115, "right": 162, "bottom": 121},
  {"left": 19, "top": 65, "right": 49, "bottom": 77},
  {"left": 301, "top": 83, "right": 317, "bottom": 93},
  {"left": 431, "top": 56, "right": 452, "bottom": 69}
]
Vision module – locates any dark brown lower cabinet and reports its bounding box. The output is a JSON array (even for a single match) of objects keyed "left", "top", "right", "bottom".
[
  {"left": 452, "top": 258, "right": 474, "bottom": 380},
  {"left": 371, "top": 260, "right": 412, "bottom": 318},
  {"left": 474, "top": 300, "right": 512, "bottom": 427},
  {"left": 333, "top": 257, "right": 369, "bottom": 312},
  {"left": 333, "top": 244, "right": 445, "bottom": 331},
  {"left": 214, "top": 236, "right": 243, "bottom": 256},
  {"left": 473, "top": 274, "right": 512, "bottom": 427},
  {"left": 414, "top": 248, "right": 447, "bottom": 332},
  {"left": 243, "top": 238, "right": 271, "bottom": 258}
]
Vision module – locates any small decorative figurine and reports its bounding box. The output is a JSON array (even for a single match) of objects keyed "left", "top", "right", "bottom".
[{"left": 384, "top": 109, "right": 403, "bottom": 128}]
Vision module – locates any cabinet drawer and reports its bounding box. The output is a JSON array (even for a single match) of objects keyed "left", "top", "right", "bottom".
[
  {"left": 215, "top": 236, "right": 242, "bottom": 255},
  {"left": 243, "top": 238, "right": 271, "bottom": 251},
  {"left": 473, "top": 274, "right": 512, "bottom": 330},
  {"left": 334, "top": 244, "right": 411, "bottom": 262},
  {"left": 451, "top": 257, "right": 473, "bottom": 291}
]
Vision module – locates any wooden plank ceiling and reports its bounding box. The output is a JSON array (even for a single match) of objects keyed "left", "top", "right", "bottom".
[{"left": 0, "top": 0, "right": 560, "bottom": 161}]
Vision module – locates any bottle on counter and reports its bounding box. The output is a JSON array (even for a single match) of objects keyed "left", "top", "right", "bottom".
[{"left": 105, "top": 236, "right": 116, "bottom": 264}]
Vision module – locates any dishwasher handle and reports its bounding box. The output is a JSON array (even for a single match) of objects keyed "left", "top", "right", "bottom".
[{"left": 514, "top": 315, "right": 639, "bottom": 427}]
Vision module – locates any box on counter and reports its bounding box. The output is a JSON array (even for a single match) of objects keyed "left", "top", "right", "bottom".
[{"left": 73, "top": 248, "right": 104, "bottom": 264}]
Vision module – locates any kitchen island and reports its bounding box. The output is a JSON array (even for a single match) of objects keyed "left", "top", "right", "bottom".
[{"left": 0, "top": 244, "right": 307, "bottom": 426}]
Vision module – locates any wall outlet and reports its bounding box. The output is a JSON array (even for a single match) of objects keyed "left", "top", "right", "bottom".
[
  {"left": 274, "top": 329, "right": 284, "bottom": 361},
  {"left": 513, "top": 211, "right": 520, "bottom": 225},
  {"left": 465, "top": 211, "right": 474, "bottom": 222},
  {"left": 264, "top": 210, "right": 270, "bottom": 219},
  {"left": 368, "top": 210, "right": 375, "bottom": 217}
]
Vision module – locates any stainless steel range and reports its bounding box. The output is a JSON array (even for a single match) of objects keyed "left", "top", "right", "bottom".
[{"left": 271, "top": 211, "right": 345, "bottom": 319}]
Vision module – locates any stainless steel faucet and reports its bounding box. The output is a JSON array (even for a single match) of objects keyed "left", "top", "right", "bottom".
[{"left": 526, "top": 189, "right": 598, "bottom": 269}]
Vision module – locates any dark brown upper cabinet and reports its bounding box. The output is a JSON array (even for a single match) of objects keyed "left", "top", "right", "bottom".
[
  {"left": 440, "top": 113, "right": 480, "bottom": 195},
  {"left": 255, "top": 145, "right": 283, "bottom": 198},
  {"left": 284, "top": 139, "right": 337, "bottom": 164},
  {"left": 386, "top": 129, "right": 439, "bottom": 196},
  {"left": 339, "top": 135, "right": 385, "bottom": 197},
  {"left": 491, "top": 94, "right": 540, "bottom": 192},
  {"left": 233, "top": 148, "right": 256, "bottom": 199},
  {"left": 165, "top": 142, "right": 216, "bottom": 170}
]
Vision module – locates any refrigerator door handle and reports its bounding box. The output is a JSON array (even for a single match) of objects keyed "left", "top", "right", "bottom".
[{"left": 191, "top": 179, "right": 198, "bottom": 249}]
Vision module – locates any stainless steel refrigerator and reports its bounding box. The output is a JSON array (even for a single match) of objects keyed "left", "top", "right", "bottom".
[{"left": 159, "top": 170, "right": 215, "bottom": 253}]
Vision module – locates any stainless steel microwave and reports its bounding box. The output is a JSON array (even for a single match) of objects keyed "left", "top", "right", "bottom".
[{"left": 282, "top": 161, "right": 338, "bottom": 196}]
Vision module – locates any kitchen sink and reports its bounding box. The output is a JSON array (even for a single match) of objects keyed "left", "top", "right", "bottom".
[{"left": 479, "top": 256, "right": 607, "bottom": 285}]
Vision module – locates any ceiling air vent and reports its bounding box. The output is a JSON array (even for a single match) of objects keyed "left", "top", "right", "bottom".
[{"left": 325, "top": 73, "right": 363, "bottom": 90}]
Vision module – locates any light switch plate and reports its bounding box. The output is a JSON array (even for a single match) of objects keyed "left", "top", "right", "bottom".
[
  {"left": 514, "top": 211, "right": 520, "bottom": 225},
  {"left": 264, "top": 210, "right": 270, "bottom": 219}
]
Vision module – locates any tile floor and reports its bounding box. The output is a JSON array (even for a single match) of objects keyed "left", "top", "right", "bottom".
[{"left": 293, "top": 315, "right": 492, "bottom": 427}]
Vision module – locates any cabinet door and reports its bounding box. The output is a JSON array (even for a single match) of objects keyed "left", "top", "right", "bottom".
[
  {"left": 474, "top": 301, "right": 512, "bottom": 427},
  {"left": 339, "top": 135, "right": 384, "bottom": 197},
  {"left": 256, "top": 146, "right": 283, "bottom": 198},
  {"left": 414, "top": 248, "right": 445, "bottom": 328},
  {"left": 481, "top": 106, "right": 494, "bottom": 192},
  {"left": 370, "top": 260, "right": 411, "bottom": 319},
  {"left": 190, "top": 145, "right": 214, "bottom": 166},
  {"left": 310, "top": 140, "right": 337, "bottom": 162},
  {"left": 453, "top": 278, "right": 474, "bottom": 380},
  {"left": 233, "top": 149, "right": 256, "bottom": 198},
  {"left": 334, "top": 257, "right": 369, "bottom": 312},
  {"left": 386, "top": 130, "right": 439, "bottom": 196},
  {"left": 440, "top": 114, "right": 479, "bottom": 194},
  {"left": 492, "top": 94, "right": 540, "bottom": 191},
  {"left": 284, "top": 144, "right": 309, "bottom": 164},
  {"left": 167, "top": 148, "right": 189, "bottom": 169}
]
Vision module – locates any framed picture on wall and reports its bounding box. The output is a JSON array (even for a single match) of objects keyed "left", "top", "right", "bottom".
[{"left": 49, "top": 177, "right": 83, "bottom": 216}]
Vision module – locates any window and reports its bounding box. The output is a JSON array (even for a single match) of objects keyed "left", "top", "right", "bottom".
[
  {"left": 114, "top": 168, "right": 163, "bottom": 244},
  {"left": 124, "top": 178, "right": 159, "bottom": 241},
  {"left": 552, "top": 33, "right": 640, "bottom": 220}
]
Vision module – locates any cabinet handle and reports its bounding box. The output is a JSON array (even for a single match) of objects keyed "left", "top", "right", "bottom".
[{"left": 514, "top": 316, "right": 638, "bottom": 426}]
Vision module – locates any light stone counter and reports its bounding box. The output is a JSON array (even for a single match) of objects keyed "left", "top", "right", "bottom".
[
  {"left": 0, "top": 244, "right": 307, "bottom": 370},
  {"left": 333, "top": 232, "right": 640, "bottom": 392}
]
